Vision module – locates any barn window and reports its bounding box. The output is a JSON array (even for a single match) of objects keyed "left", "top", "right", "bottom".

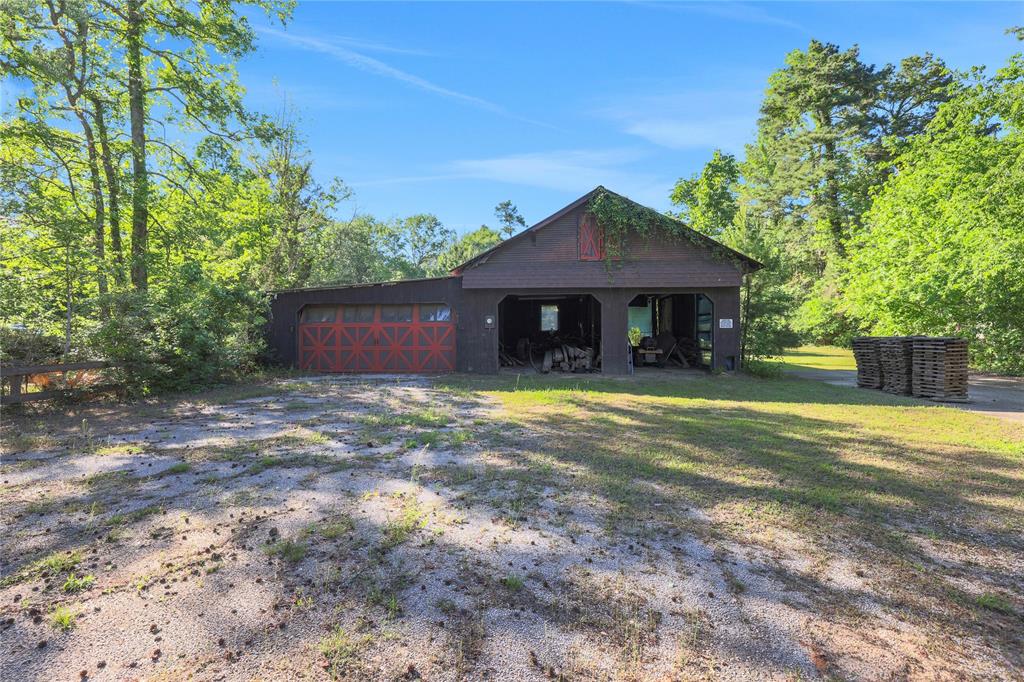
[
  {"left": 540, "top": 305, "right": 559, "bottom": 331},
  {"left": 342, "top": 305, "right": 375, "bottom": 323},
  {"left": 300, "top": 305, "right": 336, "bottom": 323},
  {"left": 578, "top": 213, "right": 604, "bottom": 261},
  {"left": 419, "top": 304, "right": 451, "bottom": 322},
  {"left": 380, "top": 305, "right": 413, "bottom": 323}
]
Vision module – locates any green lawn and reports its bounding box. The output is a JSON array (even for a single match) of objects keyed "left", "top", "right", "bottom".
[
  {"left": 443, "top": 371, "right": 1023, "bottom": 666},
  {"left": 779, "top": 344, "right": 857, "bottom": 371}
]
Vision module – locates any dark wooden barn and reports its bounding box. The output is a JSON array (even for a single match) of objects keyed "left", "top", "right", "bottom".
[{"left": 267, "top": 187, "right": 762, "bottom": 375}]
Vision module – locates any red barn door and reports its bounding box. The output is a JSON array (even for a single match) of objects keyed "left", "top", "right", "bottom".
[{"left": 298, "top": 303, "right": 455, "bottom": 373}]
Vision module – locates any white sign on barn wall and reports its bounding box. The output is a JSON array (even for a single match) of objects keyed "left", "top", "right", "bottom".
[{"left": 719, "top": 318, "right": 734, "bottom": 329}]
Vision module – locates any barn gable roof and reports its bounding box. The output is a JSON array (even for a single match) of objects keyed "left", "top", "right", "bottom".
[{"left": 452, "top": 186, "right": 763, "bottom": 274}]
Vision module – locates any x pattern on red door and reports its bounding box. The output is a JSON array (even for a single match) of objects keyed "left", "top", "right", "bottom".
[
  {"left": 298, "top": 305, "right": 455, "bottom": 373},
  {"left": 578, "top": 213, "right": 605, "bottom": 260}
]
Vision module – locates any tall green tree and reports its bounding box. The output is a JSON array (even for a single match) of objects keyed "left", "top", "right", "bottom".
[
  {"left": 844, "top": 51, "right": 1024, "bottom": 374},
  {"left": 437, "top": 225, "right": 503, "bottom": 273},
  {"left": 756, "top": 40, "right": 877, "bottom": 262},
  {"left": 669, "top": 149, "right": 740, "bottom": 237},
  {"left": 494, "top": 200, "right": 526, "bottom": 239}
]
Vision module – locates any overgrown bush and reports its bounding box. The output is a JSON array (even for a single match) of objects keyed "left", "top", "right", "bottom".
[
  {"left": 0, "top": 326, "right": 64, "bottom": 365},
  {"left": 88, "top": 263, "right": 267, "bottom": 395}
]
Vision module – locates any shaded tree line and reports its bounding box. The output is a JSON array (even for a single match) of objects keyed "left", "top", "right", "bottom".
[{"left": 671, "top": 34, "right": 1024, "bottom": 374}]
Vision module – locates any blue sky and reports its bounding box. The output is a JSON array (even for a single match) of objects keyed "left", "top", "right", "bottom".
[
  {"left": 241, "top": 2, "right": 1022, "bottom": 234},
  {"left": 6, "top": 2, "right": 1020, "bottom": 235}
]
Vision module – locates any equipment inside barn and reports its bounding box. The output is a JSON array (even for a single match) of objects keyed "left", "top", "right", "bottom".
[
  {"left": 497, "top": 292, "right": 715, "bottom": 373},
  {"left": 627, "top": 294, "right": 711, "bottom": 370},
  {"left": 498, "top": 294, "right": 602, "bottom": 372}
]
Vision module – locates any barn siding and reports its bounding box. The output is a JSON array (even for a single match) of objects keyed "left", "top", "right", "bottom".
[{"left": 461, "top": 206, "right": 744, "bottom": 289}]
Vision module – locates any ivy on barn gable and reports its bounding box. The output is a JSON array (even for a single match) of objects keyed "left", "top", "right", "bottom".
[{"left": 586, "top": 187, "right": 752, "bottom": 273}]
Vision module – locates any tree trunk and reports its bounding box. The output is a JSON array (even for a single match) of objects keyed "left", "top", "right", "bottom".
[
  {"left": 93, "top": 98, "right": 125, "bottom": 285},
  {"left": 821, "top": 136, "right": 846, "bottom": 259},
  {"left": 126, "top": 0, "right": 149, "bottom": 291},
  {"left": 75, "top": 111, "right": 108, "bottom": 306}
]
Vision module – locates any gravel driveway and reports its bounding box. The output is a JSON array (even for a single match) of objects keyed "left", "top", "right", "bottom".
[{"left": 1, "top": 374, "right": 1020, "bottom": 681}]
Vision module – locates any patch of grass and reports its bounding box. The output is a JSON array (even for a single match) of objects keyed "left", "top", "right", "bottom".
[
  {"left": 360, "top": 407, "right": 452, "bottom": 429},
  {"left": 36, "top": 550, "right": 82, "bottom": 575},
  {"left": 975, "top": 592, "right": 1014, "bottom": 614},
  {"left": 247, "top": 455, "right": 282, "bottom": 475},
  {"left": 448, "top": 430, "right": 472, "bottom": 448},
  {"left": 50, "top": 606, "right": 77, "bottom": 631},
  {"left": 501, "top": 574, "right": 524, "bottom": 591},
  {"left": 404, "top": 431, "right": 443, "bottom": 448},
  {"left": 24, "top": 498, "right": 61, "bottom": 516},
  {"left": 83, "top": 469, "right": 137, "bottom": 492},
  {"left": 380, "top": 495, "right": 428, "bottom": 549},
  {"left": 780, "top": 345, "right": 857, "bottom": 371},
  {"left": 264, "top": 539, "right": 308, "bottom": 563},
  {"left": 161, "top": 462, "right": 191, "bottom": 475},
  {"left": 2, "top": 458, "right": 46, "bottom": 471},
  {"left": 105, "top": 505, "right": 162, "bottom": 527},
  {"left": 319, "top": 626, "right": 369, "bottom": 679},
  {"left": 309, "top": 515, "right": 355, "bottom": 540},
  {"left": 93, "top": 443, "right": 145, "bottom": 456},
  {"left": 2, "top": 432, "right": 57, "bottom": 454},
  {"left": 62, "top": 573, "right": 95, "bottom": 593},
  {"left": 283, "top": 400, "right": 319, "bottom": 411}
]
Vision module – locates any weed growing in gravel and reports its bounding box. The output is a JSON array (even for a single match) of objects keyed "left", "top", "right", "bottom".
[
  {"left": 319, "top": 626, "right": 368, "bottom": 679},
  {"left": 976, "top": 593, "right": 1014, "bottom": 614},
  {"left": 381, "top": 495, "right": 427, "bottom": 548},
  {"left": 308, "top": 515, "right": 355, "bottom": 540},
  {"left": 162, "top": 462, "right": 191, "bottom": 475},
  {"left": 62, "top": 573, "right": 95, "bottom": 593},
  {"left": 93, "top": 443, "right": 145, "bottom": 456},
  {"left": 404, "top": 431, "right": 442, "bottom": 448},
  {"left": 2, "top": 432, "right": 57, "bottom": 453},
  {"left": 501, "top": 574, "right": 525, "bottom": 591},
  {"left": 50, "top": 606, "right": 77, "bottom": 631},
  {"left": 105, "top": 505, "right": 162, "bottom": 527},
  {"left": 83, "top": 469, "right": 137, "bottom": 492},
  {"left": 36, "top": 551, "right": 81, "bottom": 575},
  {"left": 360, "top": 408, "right": 451, "bottom": 429},
  {"left": 247, "top": 456, "right": 282, "bottom": 475},
  {"left": 264, "top": 539, "right": 308, "bottom": 563},
  {"left": 293, "top": 589, "right": 314, "bottom": 610},
  {"left": 448, "top": 430, "right": 472, "bottom": 448}
]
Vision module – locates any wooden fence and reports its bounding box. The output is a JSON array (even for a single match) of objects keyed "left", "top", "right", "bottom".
[{"left": 0, "top": 361, "right": 120, "bottom": 404}]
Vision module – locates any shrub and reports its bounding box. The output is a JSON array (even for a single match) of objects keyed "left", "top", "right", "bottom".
[{"left": 88, "top": 263, "right": 267, "bottom": 394}]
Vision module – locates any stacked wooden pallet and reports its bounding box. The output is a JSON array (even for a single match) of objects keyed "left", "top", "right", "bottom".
[
  {"left": 911, "top": 337, "right": 969, "bottom": 401},
  {"left": 879, "top": 337, "right": 915, "bottom": 395},
  {"left": 852, "top": 337, "right": 884, "bottom": 389}
]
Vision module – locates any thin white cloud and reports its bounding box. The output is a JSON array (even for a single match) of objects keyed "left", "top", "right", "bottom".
[
  {"left": 257, "top": 26, "right": 500, "bottom": 111},
  {"left": 624, "top": 117, "right": 754, "bottom": 151},
  {"left": 351, "top": 148, "right": 670, "bottom": 205},
  {"left": 256, "top": 26, "right": 553, "bottom": 128},
  {"left": 634, "top": 1, "right": 805, "bottom": 31},
  {"left": 448, "top": 149, "right": 653, "bottom": 194},
  {"left": 597, "top": 89, "right": 761, "bottom": 153}
]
